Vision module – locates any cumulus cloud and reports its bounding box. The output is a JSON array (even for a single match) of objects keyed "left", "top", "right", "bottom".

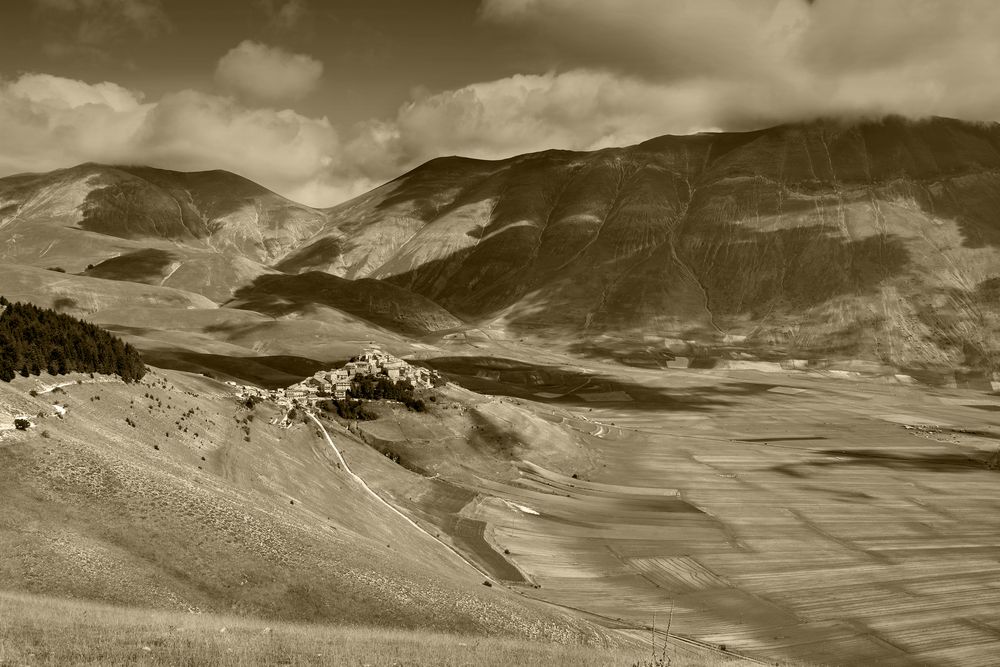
[
  {"left": 332, "top": 0, "right": 1000, "bottom": 197},
  {"left": 9, "top": 0, "right": 1000, "bottom": 208},
  {"left": 332, "top": 0, "right": 1000, "bottom": 176},
  {"left": 0, "top": 73, "right": 344, "bottom": 206},
  {"left": 215, "top": 41, "right": 323, "bottom": 102},
  {"left": 478, "top": 0, "right": 1000, "bottom": 120},
  {"left": 347, "top": 71, "right": 711, "bottom": 170}
]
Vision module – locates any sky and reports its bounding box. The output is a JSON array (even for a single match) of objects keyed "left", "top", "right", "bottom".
[{"left": 1, "top": 0, "right": 1000, "bottom": 206}]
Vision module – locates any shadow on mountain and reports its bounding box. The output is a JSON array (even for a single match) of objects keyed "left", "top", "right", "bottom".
[
  {"left": 417, "top": 355, "right": 778, "bottom": 412},
  {"left": 384, "top": 222, "right": 912, "bottom": 359},
  {"left": 373, "top": 156, "right": 507, "bottom": 221},
  {"left": 226, "top": 272, "right": 463, "bottom": 336},
  {"left": 273, "top": 237, "right": 343, "bottom": 273},
  {"left": 773, "top": 448, "right": 996, "bottom": 477},
  {"left": 140, "top": 349, "right": 329, "bottom": 388},
  {"left": 78, "top": 181, "right": 208, "bottom": 240},
  {"left": 82, "top": 248, "right": 175, "bottom": 284},
  {"left": 682, "top": 227, "right": 911, "bottom": 319}
]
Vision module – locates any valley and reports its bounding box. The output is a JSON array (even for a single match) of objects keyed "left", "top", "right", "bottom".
[
  {"left": 3, "top": 116, "right": 1000, "bottom": 665},
  {"left": 346, "top": 348, "right": 1000, "bottom": 665}
]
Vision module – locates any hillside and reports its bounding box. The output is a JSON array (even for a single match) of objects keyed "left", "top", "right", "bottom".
[
  {"left": 0, "top": 370, "right": 608, "bottom": 644},
  {"left": 0, "top": 592, "right": 643, "bottom": 667},
  {"left": 307, "top": 116, "right": 1000, "bottom": 374},
  {"left": 0, "top": 163, "right": 326, "bottom": 264},
  {"left": 3, "top": 116, "right": 1000, "bottom": 377}
]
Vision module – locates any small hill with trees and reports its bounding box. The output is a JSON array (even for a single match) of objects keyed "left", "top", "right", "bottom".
[
  {"left": 0, "top": 296, "right": 146, "bottom": 383},
  {"left": 348, "top": 374, "right": 427, "bottom": 412}
]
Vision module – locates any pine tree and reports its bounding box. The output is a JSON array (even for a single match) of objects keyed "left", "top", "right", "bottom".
[{"left": 0, "top": 296, "right": 146, "bottom": 383}]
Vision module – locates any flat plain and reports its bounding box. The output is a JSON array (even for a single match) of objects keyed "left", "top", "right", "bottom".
[{"left": 347, "top": 348, "right": 1000, "bottom": 666}]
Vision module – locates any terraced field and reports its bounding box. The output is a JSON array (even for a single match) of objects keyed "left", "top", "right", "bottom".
[{"left": 358, "top": 356, "right": 1000, "bottom": 665}]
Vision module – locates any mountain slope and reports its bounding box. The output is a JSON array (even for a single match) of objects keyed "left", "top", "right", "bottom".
[
  {"left": 4, "top": 117, "right": 1000, "bottom": 373},
  {"left": 0, "top": 163, "right": 327, "bottom": 263},
  {"left": 296, "top": 116, "right": 1000, "bottom": 372},
  {"left": 0, "top": 164, "right": 463, "bottom": 338},
  {"left": 0, "top": 370, "right": 604, "bottom": 641}
]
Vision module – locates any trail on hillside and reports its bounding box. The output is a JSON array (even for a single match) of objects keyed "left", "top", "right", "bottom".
[
  {"left": 306, "top": 412, "right": 497, "bottom": 584},
  {"left": 306, "top": 412, "right": 765, "bottom": 665}
]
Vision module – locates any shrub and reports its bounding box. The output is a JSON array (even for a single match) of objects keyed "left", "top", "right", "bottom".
[
  {"left": 347, "top": 375, "right": 428, "bottom": 413},
  {"left": 318, "top": 399, "right": 378, "bottom": 421},
  {"left": 28, "top": 389, "right": 37, "bottom": 397}
]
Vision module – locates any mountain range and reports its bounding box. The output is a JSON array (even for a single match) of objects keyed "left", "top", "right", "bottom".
[{"left": 3, "top": 115, "right": 1000, "bottom": 378}]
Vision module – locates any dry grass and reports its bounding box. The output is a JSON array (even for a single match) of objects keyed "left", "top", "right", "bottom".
[{"left": 0, "top": 591, "right": 641, "bottom": 666}]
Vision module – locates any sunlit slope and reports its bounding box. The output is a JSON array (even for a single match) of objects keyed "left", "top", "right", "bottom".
[
  {"left": 0, "top": 163, "right": 326, "bottom": 263},
  {"left": 304, "top": 116, "right": 1000, "bottom": 370},
  {"left": 0, "top": 164, "right": 317, "bottom": 302},
  {"left": 0, "top": 160, "right": 464, "bottom": 336},
  {"left": 0, "top": 370, "right": 603, "bottom": 641},
  {"left": 0, "top": 263, "right": 215, "bottom": 313}
]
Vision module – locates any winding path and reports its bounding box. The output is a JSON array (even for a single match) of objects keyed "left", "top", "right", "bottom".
[
  {"left": 306, "top": 412, "right": 498, "bottom": 584},
  {"left": 305, "top": 411, "right": 767, "bottom": 665}
]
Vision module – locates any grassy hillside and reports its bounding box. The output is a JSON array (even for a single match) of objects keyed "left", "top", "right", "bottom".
[
  {"left": 0, "top": 370, "right": 605, "bottom": 643},
  {"left": 0, "top": 592, "right": 642, "bottom": 667},
  {"left": 226, "top": 271, "right": 463, "bottom": 336}
]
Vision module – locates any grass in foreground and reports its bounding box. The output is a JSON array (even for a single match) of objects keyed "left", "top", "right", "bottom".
[{"left": 0, "top": 591, "right": 643, "bottom": 666}]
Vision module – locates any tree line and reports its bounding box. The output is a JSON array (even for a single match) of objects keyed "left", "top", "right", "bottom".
[
  {"left": 348, "top": 374, "right": 426, "bottom": 412},
  {"left": 0, "top": 296, "right": 146, "bottom": 383}
]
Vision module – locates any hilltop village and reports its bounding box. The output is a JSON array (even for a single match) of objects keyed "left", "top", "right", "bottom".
[{"left": 229, "top": 347, "right": 442, "bottom": 409}]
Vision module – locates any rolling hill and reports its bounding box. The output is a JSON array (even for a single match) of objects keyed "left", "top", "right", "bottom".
[{"left": 0, "top": 370, "right": 607, "bottom": 643}]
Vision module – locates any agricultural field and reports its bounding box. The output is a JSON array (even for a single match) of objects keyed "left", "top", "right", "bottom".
[{"left": 346, "top": 350, "right": 1000, "bottom": 666}]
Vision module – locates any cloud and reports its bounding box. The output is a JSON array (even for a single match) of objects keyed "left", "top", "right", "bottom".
[
  {"left": 9, "top": 0, "right": 1000, "bottom": 209},
  {"left": 0, "top": 73, "right": 343, "bottom": 206},
  {"left": 7, "top": 73, "right": 143, "bottom": 112},
  {"left": 36, "top": 0, "right": 171, "bottom": 59},
  {"left": 258, "top": 0, "right": 310, "bottom": 31},
  {"left": 477, "top": 0, "right": 1000, "bottom": 123},
  {"left": 481, "top": 0, "right": 794, "bottom": 83},
  {"left": 348, "top": 71, "right": 713, "bottom": 169},
  {"left": 215, "top": 40, "right": 323, "bottom": 102}
]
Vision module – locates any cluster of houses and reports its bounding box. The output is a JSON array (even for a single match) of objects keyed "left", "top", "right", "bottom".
[{"left": 277, "top": 347, "right": 440, "bottom": 403}]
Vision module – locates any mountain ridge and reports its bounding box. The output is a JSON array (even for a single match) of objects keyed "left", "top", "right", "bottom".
[{"left": 3, "top": 115, "right": 1000, "bottom": 375}]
